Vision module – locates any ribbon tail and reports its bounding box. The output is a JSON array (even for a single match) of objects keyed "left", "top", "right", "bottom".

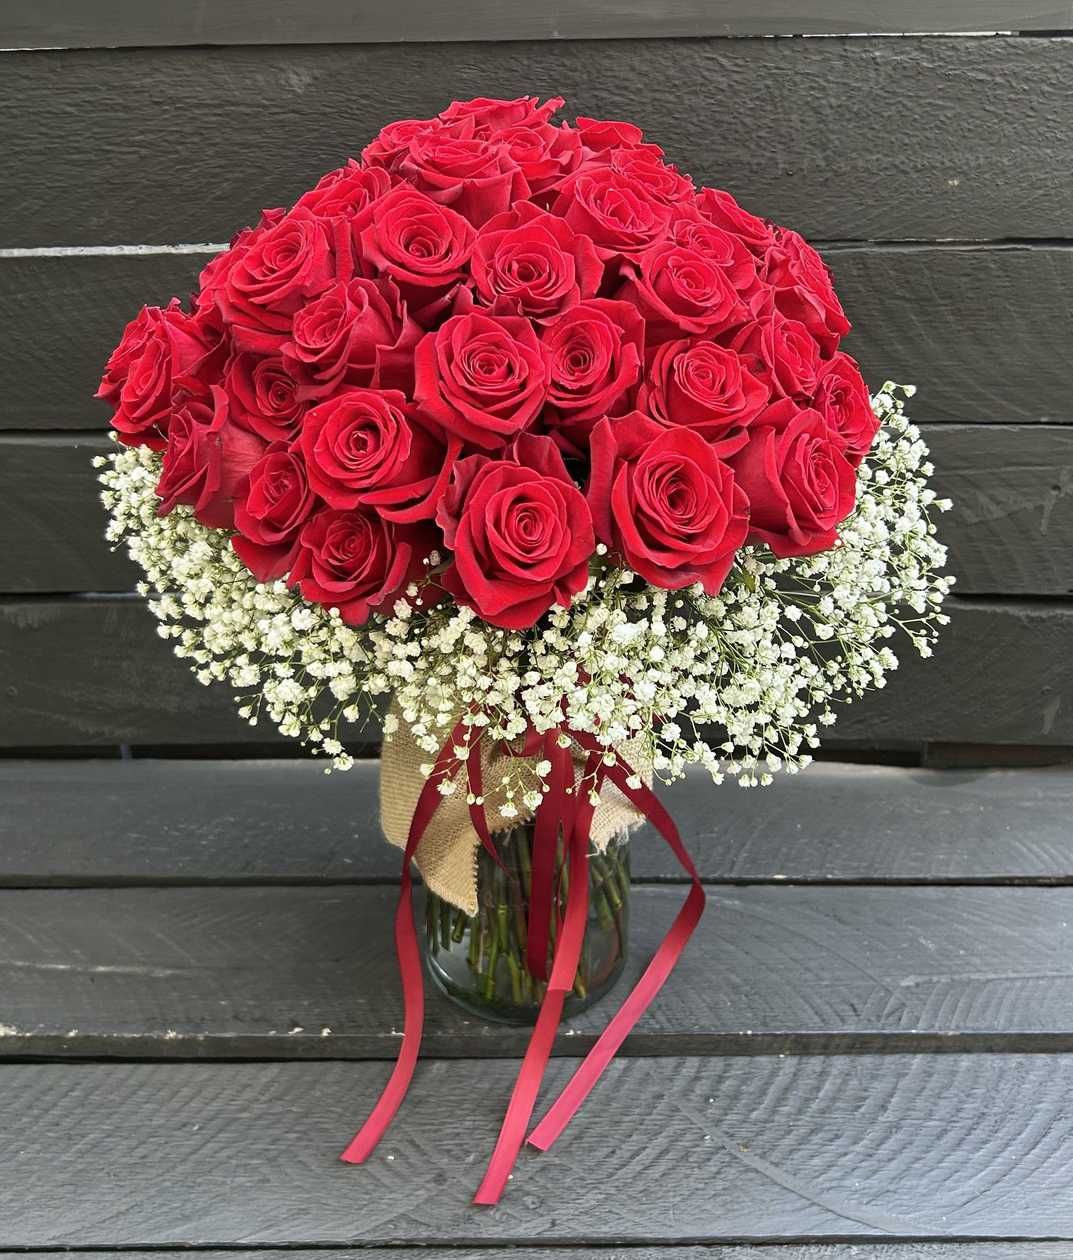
[
  {"left": 473, "top": 752, "right": 601, "bottom": 1205},
  {"left": 527, "top": 753, "right": 706, "bottom": 1154},
  {"left": 525, "top": 731, "right": 570, "bottom": 982},
  {"left": 339, "top": 718, "right": 469, "bottom": 1163}
]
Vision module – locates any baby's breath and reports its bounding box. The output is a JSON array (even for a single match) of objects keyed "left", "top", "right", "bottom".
[{"left": 99, "top": 384, "right": 951, "bottom": 787}]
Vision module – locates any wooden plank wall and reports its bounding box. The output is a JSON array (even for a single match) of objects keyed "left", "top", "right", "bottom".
[{"left": 1, "top": 10, "right": 1071, "bottom": 755}]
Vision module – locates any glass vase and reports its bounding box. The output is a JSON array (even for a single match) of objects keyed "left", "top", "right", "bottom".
[{"left": 423, "top": 823, "right": 630, "bottom": 1024}]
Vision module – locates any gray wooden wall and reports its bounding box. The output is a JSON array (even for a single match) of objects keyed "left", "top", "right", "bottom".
[{"left": 1, "top": 4, "right": 1071, "bottom": 758}]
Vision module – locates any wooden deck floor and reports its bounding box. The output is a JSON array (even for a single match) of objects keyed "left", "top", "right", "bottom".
[{"left": 2, "top": 758, "right": 1073, "bottom": 1255}]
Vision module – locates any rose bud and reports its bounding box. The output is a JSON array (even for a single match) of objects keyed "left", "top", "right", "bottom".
[
  {"left": 587, "top": 414, "right": 749, "bottom": 595},
  {"left": 289, "top": 506, "right": 430, "bottom": 626},
  {"left": 692, "top": 187, "right": 775, "bottom": 255},
  {"left": 298, "top": 388, "right": 458, "bottom": 522},
  {"left": 414, "top": 311, "right": 548, "bottom": 450},
  {"left": 436, "top": 433, "right": 595, "bottom": 629},
  {"left": 232, "top": 443, "right": 317, "bottom": 581},
  {"left": 397, "top": 131, "right": 530, "bottom": 227},
  {"left": 730, "top": 399, "right": 858, "bottom": 558},
  {"left": 155, "top": 385, "right": 266, "bottom": 530},
  {"left": 293, "top": 160, "right": 394, "bottom": 224}
]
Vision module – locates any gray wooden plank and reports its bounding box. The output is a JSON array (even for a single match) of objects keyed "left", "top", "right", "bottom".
[
  {"left": 3, "top": 0, "right": 1070, "bottom": 46},
  {"left": 0, "top": 433, "right": 135, "bottom": 593},
  {"left": 4, "top": 882, "right": 1073, "bottom": 1058},
  {"left": 3, "top": 1251, "right": 1067, "bottom": 1260},
  {"left": 7, "top": 246, "right": 1071, "bottom": 432},
  {"left": 1, "top": 1055, "right": 1070, "bottom": 1242},
  {"left": 0, "top": 596, "right": 1068, "bottom": 748},
  {"left": 2, "top": 759, "right": 1072, "bottom": 886},
  {"left": 3, "top": 38, "right": 1073, "bottom": 247},
  {"left": 3, "top": 424, "right": 1070, "bottom": 596}
]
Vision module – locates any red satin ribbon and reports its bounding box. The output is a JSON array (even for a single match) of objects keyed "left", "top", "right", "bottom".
[
  {"left": 339, "top": 717, "right": 467, "bottom": 1165},
  {"left": 340, "top": 720, "right": 706, "bottom": 1206}
]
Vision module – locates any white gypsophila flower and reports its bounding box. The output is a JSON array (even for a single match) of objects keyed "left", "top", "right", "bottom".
[{"left": 99, "top": 384, "right": 952, "bottom": 788}]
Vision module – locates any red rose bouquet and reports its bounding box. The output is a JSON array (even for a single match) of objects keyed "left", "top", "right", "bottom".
[{"left": 98, "top": 95, "right": 951, "bottom": 1204}]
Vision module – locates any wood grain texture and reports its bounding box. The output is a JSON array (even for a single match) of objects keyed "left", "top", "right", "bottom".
[
  {"left": 8, "top": 246, "right": 1072, "bottom": 432},
  {"left": 5, "top": 1251, "right": 1068, "bottom": 1260},
  {"left": 2, "top": 1055, "right": 1071, "bottom": 1242},
  {"left": 4, "top": 0, "right": 1070, "bottom": 46},
  {"left": 0, "top": 596, "right": 1068, "bottom": 748},
  {"left": 3, "top": 38, "right": 1073, "bottom": 246},
  {"left": 5, "top": 882, "right": 1073, "bottom": 1058},
  {"left": 4, "top": 425, "right": 1071, "bottom": 595},
  {"left": 2, "top": 759, "right": 1071, "bottom": 886},
  {"left": 0, "top": 433, "right": 135, "bottom": 592}
]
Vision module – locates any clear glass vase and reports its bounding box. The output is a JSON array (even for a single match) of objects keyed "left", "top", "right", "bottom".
[{"left": 423, "top": 823, "right": 630, "bottom": 1024}]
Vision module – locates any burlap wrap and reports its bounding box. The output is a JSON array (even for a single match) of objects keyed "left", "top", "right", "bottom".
[{"left": 379, "top": 703, "right": 649, "bottom": 915}]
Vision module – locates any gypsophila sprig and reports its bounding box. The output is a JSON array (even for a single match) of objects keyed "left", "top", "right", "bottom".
[{"left": 99, "top": 383, "right": 950, "bottom": 789}]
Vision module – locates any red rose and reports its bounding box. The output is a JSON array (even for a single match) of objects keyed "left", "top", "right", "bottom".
[
  {"left": 575, "top": 116, "right": 648, "bottom": 152},
  {"left": 436, "top": 434, "right": 594, "bottom": 629},
  {"left": 730, "top": 311, "right": 821, "bottom": 399},
  {"left": 813, "top": 352, "right": 879, "bottom": 467},
  {"left": 358, "top": 187, "right": 475, "bottom": 325},
  {"left": 498, "top": 119, "right": 582, "bottom": 198},
  {"left": 195, "top": 208, "right": 287, "bottom": 320},
  {"left": 638, "top": 338, "right": 768, "bottom": 455},
  {"left": 730, "top": 400, "right": 857, "bottom": 557},
  {"left": 293, "top": 160, "right": 394, "bottom": 223},
  {"left": 226, "top": 353, "right": 305, "bottom": 443},
  {"left": 289, "top": 506, "right": 428, "bottom": 626},
  {"left": 214, "top": 208, "right": 336, "bottom": 351},
  {"left": 551, "top": 168, "right": 670, "bottom": 258},
  {"left": 762, "top": 227, "right": 850, "bottom": 352},
  {"left": 232, "top": 443, "right": 317, "bottom": 581},
  {"left": 99, "top": 301, "right": 215, "bottom": 449},
  {"left": 470, "top": 202, "right": 603, "bottom": 319},
  {"left": 439, "top": 95, "right": 557, "bottom": 133},
  {"left": 398, "top": 132, "right": 528, "bottom": 226},
  {"left": 362, "top": 117, "right": 444, "bottom": 169},
  {"left": 669, "top": 210, "right": 758, "bottom": 296},
  {"left": 155, "top": 386, "right": 266, "bottom": 529},
  {"left": 617, "top": 242, "right": 746, "bottom": 343},
  {"left": 414, "top": 311, "right": 547, "bottom": 450},
  {"left": 298, "top": 388, "right": 458, "bottom": 521},
  {"left": 587, "top": 414, "right": 748, "bottom": 594},
  {"left": 693, "top": 188, "right": 775, "bottom": 256},
  {"left": 607, "top": 147, "right": 694, "bottom": 204},
  {"left": 281, "top": 277, "right": 419, "bottom": 399},
  {"left": 540, "top": 299, "right": 644, "bottom": 447}
]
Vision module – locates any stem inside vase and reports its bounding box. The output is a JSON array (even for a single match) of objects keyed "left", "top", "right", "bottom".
[{"left": 423, "top": 823, "right": 631, "bottom": 1024}]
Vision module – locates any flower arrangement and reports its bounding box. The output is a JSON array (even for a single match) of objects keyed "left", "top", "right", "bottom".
[{"left": 97, "top": 95, "right": 951, "bottom": 1204}]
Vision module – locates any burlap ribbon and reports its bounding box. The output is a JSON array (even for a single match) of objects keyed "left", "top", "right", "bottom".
[{"left": 379, "top": 701, "right": 649, "bottom": 915}]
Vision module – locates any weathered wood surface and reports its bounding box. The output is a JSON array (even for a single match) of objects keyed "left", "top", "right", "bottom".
[
  {"left": 4, "top": 0, "right": 1070, "bottom": 46},
  {"left": 1, "top": 596, "right": 1068, "bottom": 747},
  {"left": 6, "top": 1251, "right": 1068, "bottom": 1260},
  {"left": 3, "top": 1055, "right": 1071, "bottom": 1243},
  {"left": 4, "top": 881, "right": 1073, "bottom": 1058},
  {"left": 4, "top": 425, "right": 1070, "bottom": 596},
  {"left": 4, "top": 39, "right": 1073, "bottom": 247},
  {"left": 8, "top": 246, "right": 1071, "bottom": 433},
  {"left": 2, "top": 759, "right": 1071, "bottom": 886}
]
